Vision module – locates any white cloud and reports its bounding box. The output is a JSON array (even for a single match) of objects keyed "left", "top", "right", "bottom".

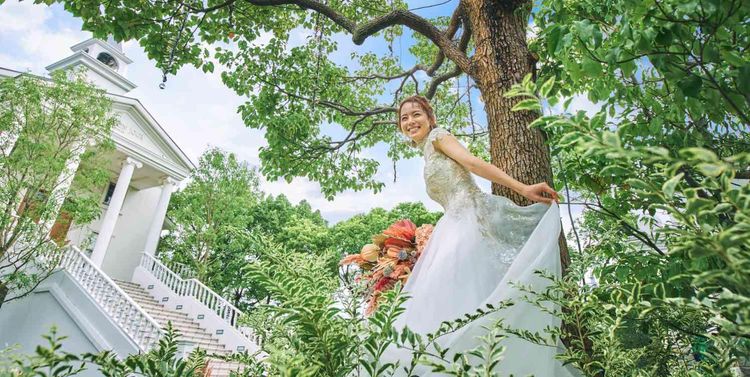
[
  {"left": 0, "top": 1, "right": 50, "bottom": 32},
  {"left": 0, "top": 2, "right": 88, "bottom": 74}
]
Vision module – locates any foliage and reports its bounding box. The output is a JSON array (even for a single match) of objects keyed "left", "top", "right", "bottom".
[
  {"left": 0, "top": 324, "right": 207, "bottom": 377},
  {"left": 239, "top": 233, "right": 531, "bottom": 377},
  {"left": 158, "top": 148, "right": 332, "bottom": 309},
  {"left": 0, "top": 70, "right": 115, "bottom": 308},
  {"left": 159, "top": 155, "right": 439, "bottom": 310},
  {"left": 158, "top": 147, "right": 262, "bottom": 307},
  {"left": 328, "top": 202, "right": 442, "bottom": 258},
  {"left": 508, "top": 0, "right": 750, "bottom": 373},
  {"left": 49, "top": 0, "right": 495, "bottom": 198},
  {"left": 248, "top": 194, "right": 330, "bottom": 254}
]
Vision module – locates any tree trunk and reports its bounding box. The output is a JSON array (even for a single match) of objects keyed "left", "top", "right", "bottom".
[
  {"left": 0, "top": 281, "right": 8, "bottom": 310},
  {"left": 464, "top": 0, "right": 570, "bottom": 272}
]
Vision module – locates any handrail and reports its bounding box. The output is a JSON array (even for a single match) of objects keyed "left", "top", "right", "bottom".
[
  {"left": 61, "top": 246, "right": 163, "bottom": 351},
  {"left": 139, "top": 253, "right": 245, "bottom": 331}
]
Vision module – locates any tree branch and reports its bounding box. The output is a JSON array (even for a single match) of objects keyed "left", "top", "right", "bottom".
[
  {"left": 237, "top": 0, "right": 472, "bottom": 74},
  {"left": 425, "top": 65, "right": 462, "bottom": 99}
]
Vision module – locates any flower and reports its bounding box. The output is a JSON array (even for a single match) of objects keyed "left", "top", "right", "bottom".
[
  {"left": 339, "top": 254, "right": 366, "bottom": 266},
  {"left": 415, "top": 224, "right": 434, "bottom": 257},
  {"left": 383, "top": 219, "right": 416, "bottom": 241},
  {"left": 360, "top": 244, "right": 380, "bottom": 262},
  {"left": 339, "top": 218, "right": 434, "bottom": 315}
]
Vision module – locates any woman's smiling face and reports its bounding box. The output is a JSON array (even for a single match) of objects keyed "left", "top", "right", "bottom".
[{"left": 399, "top": 101, "right": 434, "bottom": 143}]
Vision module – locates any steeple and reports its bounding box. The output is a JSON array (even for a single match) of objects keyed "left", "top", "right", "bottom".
[{"left": 45, "top": 37, "right": 136, "bottom": 95}]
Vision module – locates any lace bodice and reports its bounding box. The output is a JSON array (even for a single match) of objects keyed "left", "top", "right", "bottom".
[
  {"left": 416, "top": 127, "right": 549, "bottom": 259},
  {"left": 417, "top": 127, "right": 483, "bottom": 214}
]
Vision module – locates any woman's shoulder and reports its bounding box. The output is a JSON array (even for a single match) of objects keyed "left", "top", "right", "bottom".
[
  {"left": 428, "top": 127, "right": 452, "bottom": 142},
  {"left": 418, "top": 127, "right": 453, "bottom": 151}
]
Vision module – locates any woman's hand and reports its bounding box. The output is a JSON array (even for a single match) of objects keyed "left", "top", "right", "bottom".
[{"left": 520, "top": 182, "right": 559, "bottom": 204}]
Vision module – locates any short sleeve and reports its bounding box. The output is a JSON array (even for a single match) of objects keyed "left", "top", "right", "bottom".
[{"left": 429, "top": 127, "right": 451, "bottom": 147}]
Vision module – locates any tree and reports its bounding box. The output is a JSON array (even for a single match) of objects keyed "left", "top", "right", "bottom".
[
  {"left": 248, "top": 194, "right": 330, "bottom": 254},
  {"left": 158, "top": 148, "right": 262, "bottom": 307},
  {"left": 233, "top": 194, "right": 332, "bottom": 308},
  {"left": 328, "top": 202, "right": 441, "bottom": 257},
  {"left": 51, "top": 0, "right": 555, "bottom": 207},
  {"left": 0, "top": 70, "right": 115, "bottom": 308},
  {"left": 515, "top": 0, "right": 749, "bottom": 374}
]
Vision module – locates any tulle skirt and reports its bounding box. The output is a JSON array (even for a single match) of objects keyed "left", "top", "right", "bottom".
[{"left": 379, "top": 198, "right": 577, "bottom": 376}]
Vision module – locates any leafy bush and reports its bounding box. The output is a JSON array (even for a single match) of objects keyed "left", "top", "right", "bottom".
[
  {"left": 507, "top": 0, "right": 750, "bottom": 373},
  {"left": 0, "top": 325, "right": 206, "bottom": 377}
]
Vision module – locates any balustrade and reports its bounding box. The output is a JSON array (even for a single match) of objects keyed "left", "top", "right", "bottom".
[
  {"left": 61, "top": 247, "right": 163, "bottom": 351},
  {"left": 140, "top": 253, "right": 245, "bottom": 330}
]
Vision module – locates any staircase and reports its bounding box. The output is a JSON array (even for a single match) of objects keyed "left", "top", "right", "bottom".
[{"left": 115, "top": 280, "right": 243, "bottom": 377}]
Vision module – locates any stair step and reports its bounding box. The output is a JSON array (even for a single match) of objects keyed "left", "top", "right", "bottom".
[
  {"left": 138, "top": 302, "right": 188, "bottom": 314},
  {"left": 150, "top": 310, "right": 193, "bottom": 320},
  {"left": 207, "top": 360, "right": 244, "bottom": 377},
  {"left": 153, "top": 317, "right": 203, "bottom": 330},
  {"left": 159, "top": 318, "right": 208, "bottom": 330},
  {"left": 121, "top": 290, "right": 160, "bottom": 301},
  {"left": 116, "top": 285, "right": 160, "bottom": 299},
  {"left": 114, "top": 280, "right": 239, "bottom": 370}
]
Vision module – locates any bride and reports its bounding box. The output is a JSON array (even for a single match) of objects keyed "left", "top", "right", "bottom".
[{"left": 377, "top": 95, "right": 576, "bottom": 376}]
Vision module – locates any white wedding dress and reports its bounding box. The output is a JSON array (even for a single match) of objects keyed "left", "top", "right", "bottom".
[{"left": 379, "top": 127, "right": 577, "bottom": 376}]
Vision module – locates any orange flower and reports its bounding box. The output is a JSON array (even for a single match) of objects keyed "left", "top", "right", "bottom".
[
  {"left": 374, "top": 257, "right": 397, "bottom": 278},
  {"left": 384, "top": 236, "right": 412, "bottom": 250},
  {"left": 383, "top": 219, "right": 416, "bottom": 241},
  {"left": 391, "top": 264, "right": 411, "bottom": 281},
  {"left": 340, "top": 254, "right": 365, "bottom": 266},
  {"left": 372, "top": 234, "right": 388, "bottom": 248},
  {"left": 340, "top": 218, "right": 434, "bottom": 315}
]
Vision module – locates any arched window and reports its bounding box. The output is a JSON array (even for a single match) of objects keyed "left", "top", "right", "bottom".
[{"left": 96, "top": 52, "right": 118, "bottom": 70}]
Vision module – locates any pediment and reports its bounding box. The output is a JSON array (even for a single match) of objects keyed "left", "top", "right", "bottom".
[{"left": 109, "top": 99, "right": 193, "bottom": 180}]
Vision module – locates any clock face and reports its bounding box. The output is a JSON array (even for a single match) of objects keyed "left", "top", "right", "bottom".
[{"left": 96, "top": 52, "right": 118, "bottom": 70}]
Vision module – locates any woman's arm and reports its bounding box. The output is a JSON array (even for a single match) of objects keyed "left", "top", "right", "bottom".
[{"left": 434, "top": 134, "right": 559, "bottom": 204}]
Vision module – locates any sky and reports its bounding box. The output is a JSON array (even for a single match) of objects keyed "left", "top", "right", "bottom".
[{"left": 0, "top": 1, "right": 597, "bottom": 231}]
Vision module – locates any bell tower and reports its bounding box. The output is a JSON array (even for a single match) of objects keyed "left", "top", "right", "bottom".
[{"left": 45, "top": 37, "right": 136, "bottom": 95}]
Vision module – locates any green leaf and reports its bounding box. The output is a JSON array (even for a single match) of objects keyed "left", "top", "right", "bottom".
[
  {"left": 680, "top": 148, "right": 718, "bottom": 162},
  {"left": 696, "top": 162, "right": 726, "bottom": 177},
  {"left": 602, "top": 131, "right": 621, "bottom": 148},
  {"left": 677, "top": 75, "right": 702, "bottom": 98},
  {"left": 512, "top": 98, "right": 542, "bottom": 112},
  {"left": 662, "top": 173, "right": 684, "bottom": 198},
  {"left": 582, "top": 57, "right": 602, "bottom": 76},
  {"left": 539, "top": 77, "right": 555, "bottom": 98},
  {"left": 686, "top": 197, "right": 714, "bottom": 215}
]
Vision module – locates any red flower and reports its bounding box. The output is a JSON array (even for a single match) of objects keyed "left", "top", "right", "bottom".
[
  {"left": 373, "top": 277, "right": 396, "bottom": 292},
  {"left": 383, "top": 219, "right": 416, "bottom": 241},
  {"left": 339, "top": 218, "right": 434, "bottom": 315}
]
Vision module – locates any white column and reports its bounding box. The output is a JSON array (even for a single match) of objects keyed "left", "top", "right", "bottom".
[
  {"left": 90, "top": 157, "right": 142, "bottom": 267},
  {"left": 143, "top": 177, "right": 177, "bottom": 256}
]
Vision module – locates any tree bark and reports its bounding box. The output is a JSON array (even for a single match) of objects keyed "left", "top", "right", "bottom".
[
  {"left": 464, "top": 0, "right": 570, "bottom": 272},
  {"left": 0, "top": 281, "right": 8, "bottom": 310}
]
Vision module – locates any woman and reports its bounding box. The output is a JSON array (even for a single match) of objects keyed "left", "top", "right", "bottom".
[{"left": 381, "top": 95, "right": 575, "bottom": 376}]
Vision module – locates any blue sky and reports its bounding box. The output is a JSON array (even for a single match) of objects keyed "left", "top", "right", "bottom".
[{"left": 0, "top": 1, "right": 594, "bottom": 229}]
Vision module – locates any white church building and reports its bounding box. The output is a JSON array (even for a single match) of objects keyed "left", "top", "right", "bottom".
[{"left": 0, "top": 38, "right": 257, "bottom": 376}]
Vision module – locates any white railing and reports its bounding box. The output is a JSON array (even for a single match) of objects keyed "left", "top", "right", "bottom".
[
  {"left": 164, "top": 260, "right": 196, "bottom": 279},
  {"left": 139, "top": 253, "right": 244, "bottom": 329},
  {"left": 61, "top": 246, "right": 163, "bottom": 351}
]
